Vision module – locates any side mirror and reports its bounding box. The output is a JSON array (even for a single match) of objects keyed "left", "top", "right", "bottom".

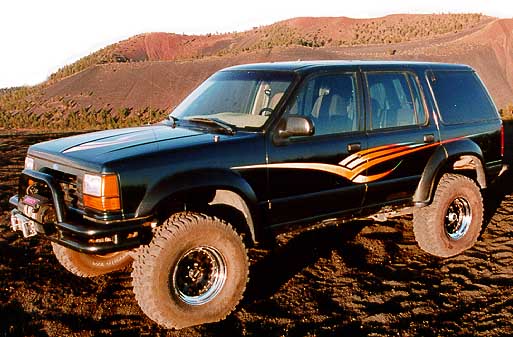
[{"left": 278, "top": 116, "right": 315, "bottom": 138}]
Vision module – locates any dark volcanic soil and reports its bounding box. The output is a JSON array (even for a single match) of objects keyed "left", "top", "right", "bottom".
[{"left": 2, "top": 133, "right": 513, "bottom": 337}]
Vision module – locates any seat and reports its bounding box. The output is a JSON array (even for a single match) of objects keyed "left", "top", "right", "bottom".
[
  {"left": 312, "top": 90, "right": 353, "bottom": 135},
  {"left": 311, "top": 87, "right": 331, "bottom": 119},
  {"left": 396, "top": 103, "right": 416, "bottom": 126},
  {"left": 371, "top": 98, "right": 383, "bottom": 129},
  {"left": 269, "top": 92, "right": 284, "bottom": 109}
]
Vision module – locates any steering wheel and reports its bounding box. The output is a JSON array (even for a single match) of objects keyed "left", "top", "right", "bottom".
[{"left": 259, "top": 107, "right": 274, "bottom": 116}]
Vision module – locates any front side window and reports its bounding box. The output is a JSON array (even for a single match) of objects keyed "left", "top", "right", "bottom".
[
  {"left": 171, "top": 70, "right": 295, "bottom": 130},
  {"left": 285, "top": 73, "right": 359, "bottom": 136},
  {"left": 367, "top": 72, "right": 424, "bottom": 130}
]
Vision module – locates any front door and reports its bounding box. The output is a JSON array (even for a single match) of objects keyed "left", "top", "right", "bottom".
[{"left": 267, "top": 71, "right": 367, "bottom": 226}]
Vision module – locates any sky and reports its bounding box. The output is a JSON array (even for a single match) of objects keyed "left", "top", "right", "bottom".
[{"left": 0, "top": 0, "right": 511, "bottom": 88}]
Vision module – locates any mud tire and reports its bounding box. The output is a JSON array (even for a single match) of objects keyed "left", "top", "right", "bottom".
[
  {"left": 131, "top": 212, "right": 249, "bottom": 329},
  {"left": 51, "top": 243, "right": 133, "bottom": 277},
  {"left": 413, "top": 173, "right": 483, "bottom": 257}
]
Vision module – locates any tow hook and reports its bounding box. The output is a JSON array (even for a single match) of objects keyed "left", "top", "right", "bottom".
[{"left": 10, "top": 209, "right": 38, "bottom": 238}]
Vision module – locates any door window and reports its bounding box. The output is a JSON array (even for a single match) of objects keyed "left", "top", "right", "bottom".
[
  {"left": 366, "top": 72, "right": 424, "bottom": 129},
  {"left": 286, "top": 73, "right": 359, "bottom": 136}
]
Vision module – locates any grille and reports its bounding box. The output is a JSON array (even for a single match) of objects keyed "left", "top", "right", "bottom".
[{"left": 44, "top": 169, "right": 82, "bottom": 209}]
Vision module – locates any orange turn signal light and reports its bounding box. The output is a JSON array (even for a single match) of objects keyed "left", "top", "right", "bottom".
[
  {"left": 83, "top": 174, "right": 121, "bottom": 211},
  {"left": 83, "top": 195, "right": 121, "bottom": 212},
  {"left": 101, "top": 175, "right": 120, "bottom": 198}
]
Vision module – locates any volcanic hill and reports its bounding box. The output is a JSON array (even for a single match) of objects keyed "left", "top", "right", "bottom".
[{"left": 2, "top": 13, "right": 513, "bottom": 130}]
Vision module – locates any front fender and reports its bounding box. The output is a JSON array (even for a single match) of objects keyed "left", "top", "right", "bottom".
[
  {"left": 414, "top": 138, "right": 484, "bottom": 205},
  {"left": 135, "top": 168, "right": 260, "bottom": 221}
]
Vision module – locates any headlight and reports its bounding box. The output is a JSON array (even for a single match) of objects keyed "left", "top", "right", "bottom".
[
  {"left": 24, "top": 157, "right": 34, "bottom": 170},
  {"left": 83, "top": 174, "right": 120, "bottom": 211},
  {"left": 83, "top": 174, "right": 103, "bottom": 196}
]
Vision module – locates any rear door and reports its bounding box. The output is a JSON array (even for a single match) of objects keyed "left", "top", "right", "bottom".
[
  {"left": 266, "top": 71, "right": 367, "bottom": 226},
  {"left": 362, "top": 70, "right": 440, "bottom": 206}
]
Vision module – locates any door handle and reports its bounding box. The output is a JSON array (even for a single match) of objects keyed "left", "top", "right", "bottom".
[
  {"left": 347, "top": 143, "right": 361, "bottom": 153},
  {"left": 423, "top": 134, "right": 435, "bottom": 143}
]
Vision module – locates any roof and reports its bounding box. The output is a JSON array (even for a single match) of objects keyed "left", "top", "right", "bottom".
[{"left": 224, "top": 60, "right": 472, "bottom": 73}]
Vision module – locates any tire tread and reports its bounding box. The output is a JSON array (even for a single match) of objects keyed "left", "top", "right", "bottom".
[
  {"left": 413, "top": 173, "right": 483, "bottom": 257},
  {"left": 131, "top": 211, "right": 249, "bottom": 328}
]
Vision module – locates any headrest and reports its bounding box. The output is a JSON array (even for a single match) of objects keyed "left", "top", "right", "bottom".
[{"left": 319, "top": 87, "right": 330, "bottom": 96}]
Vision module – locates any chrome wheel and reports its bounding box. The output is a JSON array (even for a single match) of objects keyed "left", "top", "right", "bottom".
[
  {"left": 172, "top": 246, "right": 227, "bottom": 306},
  {"left": 445, "top": 197, "right": 472, "bottom": 240}
]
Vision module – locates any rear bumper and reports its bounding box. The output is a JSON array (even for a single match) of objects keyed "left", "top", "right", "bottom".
[{"left": 10, "top": 170, "right": 153, "bottom": 255}]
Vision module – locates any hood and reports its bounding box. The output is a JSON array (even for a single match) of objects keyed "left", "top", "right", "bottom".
[{"left": 28, "top": 124, "right": 217, "bottom": 170}]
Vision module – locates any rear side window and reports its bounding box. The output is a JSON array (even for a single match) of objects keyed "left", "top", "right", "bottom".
[{"left": 429, "top": 70, "right": 497, "bottom": 124}]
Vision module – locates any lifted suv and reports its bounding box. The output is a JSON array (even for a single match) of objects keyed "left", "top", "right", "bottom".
[{"left": 10, "top": 61, "right": 504, "bottom": 328}]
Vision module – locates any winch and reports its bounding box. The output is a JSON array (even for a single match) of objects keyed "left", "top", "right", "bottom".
[{"left": 11, "top": 194, "right": 56, "bottom": 238}]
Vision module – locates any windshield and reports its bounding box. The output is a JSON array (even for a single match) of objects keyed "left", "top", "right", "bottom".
[{"left": 171, "top": 70, "right": 295, "bottom": 130}]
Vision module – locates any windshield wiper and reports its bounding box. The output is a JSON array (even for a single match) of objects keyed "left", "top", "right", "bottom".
[
  {"left": 167, "top": 115, "right": 179, "bottom": 127},
  {"left": 186, "top": 117, "right": 236, "bottom": 135}
]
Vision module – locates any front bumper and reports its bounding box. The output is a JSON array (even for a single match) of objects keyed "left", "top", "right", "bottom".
[{"left": 9, "top": 169, "right": 153, "bottom": 254}]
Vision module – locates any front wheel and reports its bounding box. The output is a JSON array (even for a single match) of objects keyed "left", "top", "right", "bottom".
[
  {"left": 413, "top": 173, "right": 484, "bottom": 257},
  {"left": 131, "top": 212, "right": 248, "bottom": 329}
]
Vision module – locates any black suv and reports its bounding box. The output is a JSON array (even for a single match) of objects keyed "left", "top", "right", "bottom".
[{"left": 9, "top": 61, "right": 504, "bottom": 328}]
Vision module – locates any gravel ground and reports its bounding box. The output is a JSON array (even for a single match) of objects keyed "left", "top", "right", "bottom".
[{"left": 2, "top": 132, "right": 513, "bottom": 337}]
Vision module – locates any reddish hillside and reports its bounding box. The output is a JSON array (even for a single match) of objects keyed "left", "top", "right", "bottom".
[
  {"left": 109, "top": 13, "right": 487, "bottom": 63},
  {"left": 116, "top": 33, "right": 235, "bottom": 61},
  {"left": 36, "top": 18, "right": 513, "bottom": 111},
  {"left": 457, "top": 19, "right": 513, "bottom": 106},
  {"left": 2, "top": 13, "right": 513, "bottom": 131}
]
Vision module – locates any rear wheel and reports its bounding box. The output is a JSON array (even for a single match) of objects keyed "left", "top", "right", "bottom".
[
  {"left": 51, "top": 243, "right": 133, "bottom": 277},
  {"left": 413, "top": 173, "right": 483, "bottom": 257},
  {"left": 131, "top": 212, "right": 248, "bottom": 329}
]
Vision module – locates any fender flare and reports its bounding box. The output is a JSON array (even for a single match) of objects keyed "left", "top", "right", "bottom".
[
  {"left": 135, "top": 169, "right": 260, "bottom": 242},
  {"left": 414, "top": 139, "right": 485, "bottom": 205}
]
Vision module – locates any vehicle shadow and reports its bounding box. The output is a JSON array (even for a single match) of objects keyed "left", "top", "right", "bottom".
[
  {"left": 484, "top": 119, "right": 513, "bottom": 224},
  {"left": 243, "top": 162, "right": 513, "bottom": 306},
  {"left": 244, "top": 219, "right": 372, "bottom": 303},
  {"left": 482, "top": 167, "right": 513, "bottom": 230}
]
